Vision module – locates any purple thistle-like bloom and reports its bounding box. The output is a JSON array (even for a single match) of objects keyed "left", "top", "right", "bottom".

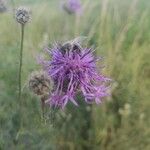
[
  {"left": 63, "top": 0, "right": 82, "bottom": 14},
  {"left": 41, "top": 41, "right": 111, "bottom": 108}
]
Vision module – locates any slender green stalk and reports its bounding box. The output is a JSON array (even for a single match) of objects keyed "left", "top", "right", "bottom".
[
  {"left": 41, "top": 97, "right": 45, "bottom": 120},
  {"left": 15, "top": 24, "right": 25, "bottom": 142},
  {"left": 18, "top": 25, "right": 24, "bottom": 107}
]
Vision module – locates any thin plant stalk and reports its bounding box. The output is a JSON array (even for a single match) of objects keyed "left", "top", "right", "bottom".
[
  {"left": 15, "top": 7, "right": 30, "bottom": 140},
  {"left": 15, "top": 24, "right": 25, "bottom": 141},
  {"left": 41, "top": 97, "right": 45, "bottom": 120},
  {"left": 18, "top": 25, "right": 24, "bottom": 114}
]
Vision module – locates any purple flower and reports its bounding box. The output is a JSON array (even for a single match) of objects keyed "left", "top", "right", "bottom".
[
  {"left": 63, "top": 0, "right": 82, "bottom": 14},
  {"left": 41, "top": 41, "right": 111, "bottom": 108}
]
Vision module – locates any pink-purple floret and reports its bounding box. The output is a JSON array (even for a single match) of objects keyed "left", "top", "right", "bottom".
[
  {"left": 41, "top": 42, "right": 111, "bottom": 108},
  {"left": 65, "top": 0, "right": 82, "bottom": 14}
]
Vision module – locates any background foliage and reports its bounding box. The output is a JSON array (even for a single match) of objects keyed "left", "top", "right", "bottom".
[{"left": 0, "top": 0, "right": 150, "bottom": 149}]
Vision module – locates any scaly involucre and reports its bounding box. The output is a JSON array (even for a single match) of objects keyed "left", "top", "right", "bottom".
[
  {"left": 41, "top": 41, "right": 111, "bottom": 108},
  {"left": 15, "top": 7, "right": 30, "bottom": 25}
]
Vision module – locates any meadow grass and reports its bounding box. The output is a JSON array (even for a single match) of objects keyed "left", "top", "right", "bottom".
[{"left": 0, "top": 0, "right": 150, "bottom": 149}]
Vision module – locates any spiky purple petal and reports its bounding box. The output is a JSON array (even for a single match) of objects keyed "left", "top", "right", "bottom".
[{"left": 41, "top": 42, "right": 111, "bottom": 108}]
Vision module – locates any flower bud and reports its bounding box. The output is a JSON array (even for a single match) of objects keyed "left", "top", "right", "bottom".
[
  {"left": 29, "top": 71, "right": 51, "bottom": 96},
  {"left": 15, "top": 7, "right": 30, "bottom": 25}
]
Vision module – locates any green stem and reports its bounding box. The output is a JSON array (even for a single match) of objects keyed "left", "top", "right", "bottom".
[
  {"left": 19, "top": 25, "right": 24, "bottom": 110},
  {"left": 15, "top": 25, "right": 25, "bottom": 142},
  {"left": 41, "top": 97, "right": 45, "bottom": 120}
]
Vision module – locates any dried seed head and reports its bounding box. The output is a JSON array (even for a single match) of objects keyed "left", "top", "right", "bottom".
[
  {"left": 15, "top": 7, "right": 30, "bottom": 25},
  {"left": 29, "top": 71, "right": 51, "bottom": 96},
  {"left": 0, "top": 0, "right": 7, "bottom": 13}
]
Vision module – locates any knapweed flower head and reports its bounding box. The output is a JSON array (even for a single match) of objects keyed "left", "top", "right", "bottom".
[
  {"left": 63, "top": 0, "right": 82, "bottom": 14},
  {"left": 40, "top": 39, "right": 111, "bottom": 109},
  {"left": 0, "top": 0, "right": 7, "bottom": 13},
  {"left": 15, "top": 7, "right": 30, "bottom": 25},
  {"left": 29, "top": 71, "right": 51, "bottom": 96}
]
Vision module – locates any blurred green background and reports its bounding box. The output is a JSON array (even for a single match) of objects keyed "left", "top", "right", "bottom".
[{"left": 0, "top": 0, "right": 150, "bottom": 149}]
